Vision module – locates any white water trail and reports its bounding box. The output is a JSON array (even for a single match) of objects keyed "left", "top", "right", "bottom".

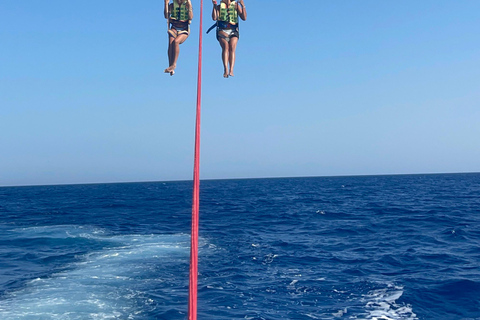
[{"left": 0, "top": 226, "right": 190, "bottom": 320}]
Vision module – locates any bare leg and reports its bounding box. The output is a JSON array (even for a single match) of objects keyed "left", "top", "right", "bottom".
[
  {"left": 218, "top": 33, "right": 229, "bottom": 78},
  {"left": 220, "top": 40, "right": 229, "bottom": 78},
  {"left": 165, "top": 35, "right": 175, "bottom": 73},
  {"left": 168, "top": 40, "right": 174, "bottom": 67},
  {"left": 168, "top": 33, "right": 189, "bottom": 75},
  {"left": 228, "top": 37, "right": 238, "bottom": 77}
]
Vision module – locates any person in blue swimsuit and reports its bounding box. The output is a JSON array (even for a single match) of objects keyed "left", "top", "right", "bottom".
[
  {"left": 164, "top": 0, "right": 194, "bottom": 75},
  {"left": 211, "top": 0, "right": 247, "bottom": 78}
]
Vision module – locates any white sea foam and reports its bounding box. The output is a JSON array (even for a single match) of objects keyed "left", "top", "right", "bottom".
[
  {"left": 360, "top": 284, "right": 418, "bottom": 320},
  {"left": 11, "top": 225, "right": 106, "bottom": 240},
  {"left": 306, "top": 283, "right": 418, "bottom": 320},
  {"left": 0, "top": 226, "right": 190, "bottom": 319}
]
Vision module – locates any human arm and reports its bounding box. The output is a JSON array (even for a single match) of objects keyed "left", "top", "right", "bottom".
[
  {"left": 164, "top": 0, "right": 170, "bottom": 19},
  {"left": 237, "top": 0, "right": 247, "bottom": 21},
  {"left": 186, "top": 0, "right": 194, "bottom": 20},
  {"left": 211, "top": 0, "right": 218, "bottom": 20}
]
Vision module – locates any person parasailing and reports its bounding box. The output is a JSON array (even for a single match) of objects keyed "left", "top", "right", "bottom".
[
  {"left": 164, "top": 0, "right": 194, "bottom": 76},
  {"left": 210, "top": 0, "right": 247, "bottom": 78}
]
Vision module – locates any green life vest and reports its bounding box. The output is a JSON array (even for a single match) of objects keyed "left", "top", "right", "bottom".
[
  {"left": 171, "top": 1, "right": 189, "bottom": 22},
  {"left": 219, "top": 1, "right": 238, "bottom": 24}
]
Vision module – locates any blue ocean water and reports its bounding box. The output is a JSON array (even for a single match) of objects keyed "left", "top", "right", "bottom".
[{"left": 0, "top": 173, "right": 479, "bottom": 320}]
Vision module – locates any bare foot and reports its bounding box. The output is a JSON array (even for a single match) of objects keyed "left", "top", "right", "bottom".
[
  {"left": 229, "top": 71, "right": 234, "bottom": 77},
  {"left": 165, "top": 65, "right": 176, "bottom": 74},
  {"left": 223, "top": 70, "right": 229, "bottom": 78}
]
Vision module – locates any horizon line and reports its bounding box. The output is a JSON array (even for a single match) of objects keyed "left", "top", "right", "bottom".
[{"left": 1, "top": 171, "right": 479, "bottom": 188}]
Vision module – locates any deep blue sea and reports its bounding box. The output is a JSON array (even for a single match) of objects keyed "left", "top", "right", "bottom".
[{"left": 0, "top": 174, "right": 479, "bottom": 320}]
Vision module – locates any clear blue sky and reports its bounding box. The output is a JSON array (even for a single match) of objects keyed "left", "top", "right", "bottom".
[{"left": 1, "top": 1, "right": 479, "bottom": 186}]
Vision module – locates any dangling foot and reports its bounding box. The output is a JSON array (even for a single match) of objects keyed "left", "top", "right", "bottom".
[
  {"left": 223, "top": 69, "right": 229, "bottom": 78},
  {"left": 229, "top": 70, "right": 234, "bottom": 77},
  {"left": 165, "top": 65, "right": 176, "bottom": 75}
]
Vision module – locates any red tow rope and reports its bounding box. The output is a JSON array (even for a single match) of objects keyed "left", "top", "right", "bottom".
[{"left": 188, "top": 0, "right": 203, "bottom": 319}]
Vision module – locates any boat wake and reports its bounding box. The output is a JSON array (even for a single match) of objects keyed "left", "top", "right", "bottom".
[{"left": 0, "top": 225, "right": 190, "bottom": 319}]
